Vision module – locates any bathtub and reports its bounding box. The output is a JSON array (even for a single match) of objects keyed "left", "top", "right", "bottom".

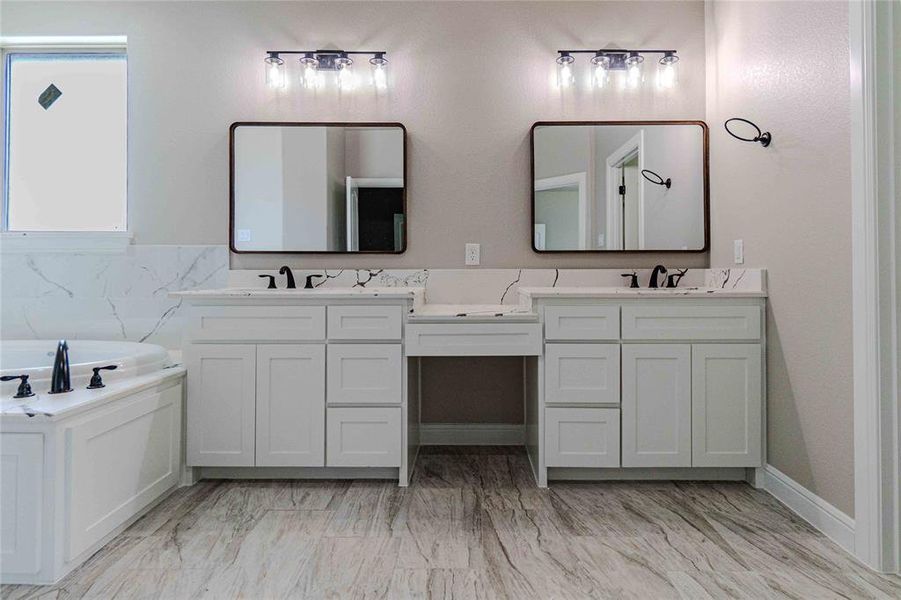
[
  {"left": 0, "top": 339, "right": 170, "bottom": 397},
  {"left": 1, "top": 339, "right": 184, "bottom": 584}
]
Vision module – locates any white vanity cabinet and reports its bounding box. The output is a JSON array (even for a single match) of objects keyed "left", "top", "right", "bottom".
[
  {"left": 531, "top": 297, "right": 765, "bottom": 485},
  {"left": 181, "top": 299, "right": 411, "bottom": 480}
]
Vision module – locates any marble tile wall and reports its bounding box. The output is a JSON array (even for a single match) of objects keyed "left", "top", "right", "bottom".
[
  {"left": 0, "top": 249, "right": 762, "bottom": 350},
  {"left": 0, "top": 245, "right": 229, "bottom": 349}
]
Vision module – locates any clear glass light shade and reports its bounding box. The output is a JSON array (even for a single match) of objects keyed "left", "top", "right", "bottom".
[
  {"left": 336, "top": 56, "right": 356, "bottom": 91},
  {"left": 625, "top": 53, "right": 644, "bottom": 89},
  {"left": 265, "top": 55, "right": 285, "bottom": 89},
  {"left": 657, "top": 54, "right": 679, "bottom": 89},
  {"left": 370, "top": 55, "right": 388, "bottom": 90},
  {"left": 556, "top": 54, "right": 575, "bottom": 89},
  {"left": 300, "top": 56, "right": 321, "bottom": 89},
  {"left": 591, "top": 55, "right": 611, "bottom": 88}
]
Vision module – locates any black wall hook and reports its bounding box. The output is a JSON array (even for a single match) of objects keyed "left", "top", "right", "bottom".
[
  {"left": 641, "top": 169, "right": 671, "bottom": 189},
  {"left": 724, "top": 117, "right": 771, "bottom": 147}
]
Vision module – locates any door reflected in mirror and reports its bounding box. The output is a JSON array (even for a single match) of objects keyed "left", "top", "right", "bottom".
[
  {"left": 230, "top": 123, "right": 406, "bottom": 253},
  {"left": 532, "top": 121, "right": 708, "bottom": 252}
]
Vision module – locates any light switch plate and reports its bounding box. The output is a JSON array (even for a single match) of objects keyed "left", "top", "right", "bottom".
[
  {"left": 734, "top": 239, "right": 744, "bottom": 264},
  {"left": 465, "top": 243, "right": 480, "bottom": 266}
]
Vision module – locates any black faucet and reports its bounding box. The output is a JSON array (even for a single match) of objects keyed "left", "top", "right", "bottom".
[
  {"left": 305, "top": 274, "right": 324, "bottom": 289},
  {"left": 280, "top": 265, "right": 296, "bottom": 289},
  {"left": 48, "top": 340, "right": 72, "bottom": 394},
  {"left": 649, "top": 265, "right": 668, "bottom": 289}
]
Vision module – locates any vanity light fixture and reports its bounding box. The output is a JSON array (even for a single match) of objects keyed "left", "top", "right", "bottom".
[
  {"left": 641, "top": 169, "right": 672, "bottom": 189},
  {"left": 555, "top": 48, "right": 678, "bottom": 91},
  {"left": 724, "top": 117, "right": 772, "bottom": 147},
  {"left": 264, "top": 52, "right": 286, "bottom": 89},
  {"left": 264, "top": 49, "right": 388, "bottom": 91},
  {"left": 556, "top": 52, "right": 576, "bottom": 88}
]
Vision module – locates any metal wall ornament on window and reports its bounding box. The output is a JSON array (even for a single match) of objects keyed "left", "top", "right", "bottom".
[
  {"left": 264, "top": 49, "right": 389, "bottom": 92},
  {"left": 38, "top": 83, "right": 62, "bottom": 109}
]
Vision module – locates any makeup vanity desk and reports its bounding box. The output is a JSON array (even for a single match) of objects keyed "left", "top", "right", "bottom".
[{"left": 175, "top": 282, "right": 766, "bottom": 488}]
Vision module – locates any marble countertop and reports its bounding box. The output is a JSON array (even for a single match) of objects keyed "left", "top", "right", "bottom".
[
  {"left": 0, "top": 366, "right": 186, "bottom": 421},
  {"left": 408, "top": 304, "right": 538, "bottom": 322},
  {"left": 519, "top": 286, "right": 768, "bottom": 302},
  {"left": 171, "top": 286, "right": 425, "bottom": 302}
]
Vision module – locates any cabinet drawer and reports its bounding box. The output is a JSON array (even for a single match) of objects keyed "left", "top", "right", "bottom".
[
  {"left": 188, "top": 306, "right": 325, "bottom": 342},
  {"left": 545, "top": 344, "right": 620, "bottom": 405},
  {"left": 327, "top": 407, "right": 401, "bottom": 467},
  {"left": 621, "top": 305, "right": 761, "bottom": 340},
  {"left": 545, "top": 408, "right": 620, "bottom": 467},
  {"left": 405, "top": 323, "right": 541, "bottom": 356},
  {"left": 327, "top": 344, "right": 402, "bottom": 405},
  {"left": 328, "top": 305, "right": 403, "bottom": 340},
  {"left": 544, "top": 305, "right": 619, "bottom": 340}
]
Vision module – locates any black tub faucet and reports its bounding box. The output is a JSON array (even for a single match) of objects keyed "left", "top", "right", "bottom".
[
  {"left": 280, "top": 265, "right": 296, "bottom": 289},
  {"left": 49, "top": 340, "right": 72, "bottom": 394},
  {"left": 649, "top": 265, "right": 668, "bottom": 288}
]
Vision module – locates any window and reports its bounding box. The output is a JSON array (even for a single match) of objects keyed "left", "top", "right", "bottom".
[{"left": 3, "top": 51, "right": 127, "bottom": 232}]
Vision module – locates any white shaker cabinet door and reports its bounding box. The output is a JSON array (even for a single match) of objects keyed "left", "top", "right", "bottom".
[
  {"left": 692, "top": 344, "right": 762, "bottom": 467},
  {"left": 621, "top": 344, "right": 692, "bottom": 467},
  {"left": 255, "top": 344, "right": 325, "bottom": 467},
  {"left": 186, "top": 344, "right": 256, "bottom": 466}
]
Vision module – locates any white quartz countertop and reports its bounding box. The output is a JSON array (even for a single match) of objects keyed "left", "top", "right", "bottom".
[
  {"left": 518, "top": 286, "right": 768, "bottom": 301},
  {"left": 408, "top": 304, "right": 538, "bottom": 321},
  {"left": 0, "top": 366, "right": 186, "bottom": 421},
  {"left": 171, "top": 286, "right": 425, "bottom": 301}
]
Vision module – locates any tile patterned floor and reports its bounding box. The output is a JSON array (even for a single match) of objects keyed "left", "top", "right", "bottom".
[{"left": 4, "top": 446, "right": 900, "bottom": 599}]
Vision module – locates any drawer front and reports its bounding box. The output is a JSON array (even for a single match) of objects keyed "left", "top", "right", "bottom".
[
  {"left": 327, "top": 407, "right": 402, "bottom": 467},
  {"left": 327, "top": 344, "right": 402, "bottom": 405},
  {"left": 545, "top": 408, "right": 621, "bottom": 468},
  {"left": 328, "top": 305, "right": 403, "bottom": 341},
  {"left": 544, "top": 305, "right": 620, "bottom": 340},
  {"left": 188, "top": 306, "right": 325, "bottom": 342},
  {"left": 621, "top": 305, "right": 761, "bottom": 340},
  {"left": 545, "top": 344, "right": 620, "bottom": 405},
  {"left": 405, "top": 323, "right": 541, "bottom": 356}
]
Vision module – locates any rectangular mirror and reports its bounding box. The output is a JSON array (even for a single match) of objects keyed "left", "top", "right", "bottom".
[
  {"left": 531, "top": 121, "right": 708, "bottom": 252},
  {"left": 230, "top": 122, "right": 406, "bottom": 253}
]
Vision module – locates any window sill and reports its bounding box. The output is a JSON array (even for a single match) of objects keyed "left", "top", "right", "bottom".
[{"left": 0, "top": 231, "right": 133, "bottom": 254}]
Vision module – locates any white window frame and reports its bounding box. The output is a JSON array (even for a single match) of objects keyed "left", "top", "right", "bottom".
[{"left": 0, "top": 35, "right": 131, "bottom": 253}]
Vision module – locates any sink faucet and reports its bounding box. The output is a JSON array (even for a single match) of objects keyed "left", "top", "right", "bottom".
[
  {"left": 649, "top": 265, "right": 668, "bottom": 288},
  {"left": 49, "top": 340, "right": 72, "bottom": 394},
  {"left": 279, "top": 265, "right": 296, "bottom": 289}
]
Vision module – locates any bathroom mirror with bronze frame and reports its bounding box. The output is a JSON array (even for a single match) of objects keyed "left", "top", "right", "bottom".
[
  {"left": 230, "top": 122, "right": 407, "bottom": 254},
  {"left": 530, "top": 120, "right": 709, "bottom": 252}
]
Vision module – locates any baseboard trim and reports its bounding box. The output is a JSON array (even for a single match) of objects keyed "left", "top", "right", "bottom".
[
  {"left": 764, "top": 464, "right": 856, "bottom": 555},
  {"left": 419, "top": 423, "right": 524, "bottom": 445}
]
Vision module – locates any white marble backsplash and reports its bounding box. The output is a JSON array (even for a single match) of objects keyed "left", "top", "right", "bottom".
[
  {"left": 229, "top": 267, "right": 765, "bottom": 305},
  {"left": 1, "top": 251, "right": 763, "bottom": 350},
  {"left": 1, "top": 245, "right": 229, "bottom": 348}
]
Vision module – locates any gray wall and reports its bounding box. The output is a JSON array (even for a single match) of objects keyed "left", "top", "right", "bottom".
[
  {"left": 706, "top": 0, "right": 854, "bottom": 515},
  {"left": 1, "top": 0, "right": 708, "bottom": 269}
]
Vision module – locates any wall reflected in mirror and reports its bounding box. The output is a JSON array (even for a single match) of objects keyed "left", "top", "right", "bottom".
[
  {"left": 532, "top": 122, "right": 708, "bottom": 252},
  {"left": 231, "top": 123, "right": 405, "bottom": 253}
]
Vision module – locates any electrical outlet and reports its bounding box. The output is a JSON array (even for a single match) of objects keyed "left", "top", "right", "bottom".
[
  {"left": 237, "top": 229, "right": 252, "bottom": 242},
  {"left": 734, "top": 239, "right": 744, "bottom": 264},
  {"left": 465, "top": 243, "right": 480, "bottom": 266}
]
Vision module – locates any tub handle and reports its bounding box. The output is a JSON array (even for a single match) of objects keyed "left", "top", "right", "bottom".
[
  {"left": 1, "top": 374, "right": 35, "bottom": 399},
  {"left": 87, "top": 365, "right": 118, "bottom": 390}
]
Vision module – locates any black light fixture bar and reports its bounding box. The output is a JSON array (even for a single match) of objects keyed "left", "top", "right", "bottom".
[
  {"left": 558, "top": 49, "right": 676, "bottom": 70},
  {"left": 266, "top": 50, "right": 387, "bottom": 72}
]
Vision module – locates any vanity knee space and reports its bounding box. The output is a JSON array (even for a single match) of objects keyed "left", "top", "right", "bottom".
[{"left": 539, "top": 301, "right": 764, "bottom": 472}]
